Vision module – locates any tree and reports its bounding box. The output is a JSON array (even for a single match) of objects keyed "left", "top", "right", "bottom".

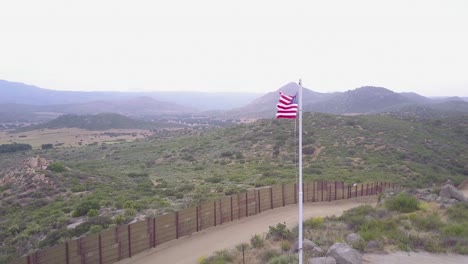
[{"left": 41, "top": 144, "right": 53, "bottom": 150}]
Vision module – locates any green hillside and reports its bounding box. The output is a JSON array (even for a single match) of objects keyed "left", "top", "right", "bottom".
[
  {"left": 16, "top": 113, "right": 155, "bottom": 131},
  {"left": 0, "top": 113, "right": 467, "bottom": 262}
]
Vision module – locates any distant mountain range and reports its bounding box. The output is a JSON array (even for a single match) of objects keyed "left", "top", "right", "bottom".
[
  {"left": 0, "top": 80, "right": 261, "bottom": 111},
  {"left": 1, "top": 80, "right": 467, "bottom": 122},
  {"left": 230, "top": 82, "right": 468, "bottom": 118}
]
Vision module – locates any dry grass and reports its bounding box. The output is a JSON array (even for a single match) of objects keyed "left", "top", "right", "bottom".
[{"left": 0, "top": 128, "right": 154, "bottom": 148}]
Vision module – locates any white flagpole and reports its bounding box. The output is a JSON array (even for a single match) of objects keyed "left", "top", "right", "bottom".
[{"left": 298, "top": 79, "right": 303, "bottom": 264}]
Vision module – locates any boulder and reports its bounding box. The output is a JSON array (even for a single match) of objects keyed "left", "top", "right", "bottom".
[
  {"left": 421, "top": 193, "right": 438, "bottom": 202},
  {"left": 366, "top": 240, "right": 382, "bottom": 251},
  {"left": 346, "top": 233, "right": 362, "bottom": 245},
  {"left": 309, "top": 256, "right": 337, "bottom": 264},
  {"left": 439, "top": 184, "right": 466, "bottom": 202},
  {"left": 327, "top": 243, "right": 362, "bottom": 264},
  {"left": 291, "top": 239, "right": 324, "bottom": 255}
]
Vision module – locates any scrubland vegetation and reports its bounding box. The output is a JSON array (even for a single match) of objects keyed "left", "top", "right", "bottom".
[
  {"left": 199, "top": 193, "right": 468, "bottom": 263},
  {"left": 0, "top": 113, "right": 467, "bottom": 262}
]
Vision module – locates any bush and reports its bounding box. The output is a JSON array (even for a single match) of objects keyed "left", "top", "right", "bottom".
[
  {"left": 250, "top": 234, "right": 264, "bottom": 248},
  {"left": 442, "top": 223, "right": 468, "bottom": 238},
  {"left": 41, "top": 144, "right": 54, "bottom": 150},
  {"left": 447, "top": 202, "right": 468, "bottom": 223},
  {"left": 48, "top": 162, "right": 66, "bottom": 172},
  {"left": 268, "top": 255, "right": 297, "bottom": 264},
  {"left": 200, "top": 250, "right": 234, "bottom": 264},
  {"left": 409, "top": 212, "right": 443, "bottom": 231},
  {"left": 87, "top": 209, "right": 99, "bottom": 217},
  {"left": 89, "top": 225, "right": 103, "bottom": 234},
  {"left": 268, "top": 223, "right": 292, "bottom": 241},
  {"left": 281, "top": 240, "right": 291, "bottom": 251},
  {"left": 260, "top": 249, "right": 280, "bottom": 263},
  {"left": 72, "top": 200, "right": 100, "bottom": 217},
  {"left": 304, "top": 217, "right": 324, "bottom": 229},
  {"left": 0, "top": 143, "right": 32, "bottom": 153},
  {"left": 340, "top": 205, "right": 376, "bottom": 230},
  {"left": 384, "top": 193, "right": 420, "bottom": 213}
]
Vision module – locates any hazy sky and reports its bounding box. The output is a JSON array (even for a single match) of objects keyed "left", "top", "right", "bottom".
[{"left": 1, "top": 0, "right": 467, "bottom": 96}]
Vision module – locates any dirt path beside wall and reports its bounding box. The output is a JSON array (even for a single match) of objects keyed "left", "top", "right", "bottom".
[{"left": 116, "top": 196, "right": 377, "bottom": 264}]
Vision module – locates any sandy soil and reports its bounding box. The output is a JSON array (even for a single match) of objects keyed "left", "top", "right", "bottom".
[
  {"left": 363, "top": 251, "right": 468, "bottom": 264},
  {"left": 0, "top": 128, "right": 153, "bottom": 148},
  {"left": 116, "top": 196, "right": 377, "bottom": 264}
]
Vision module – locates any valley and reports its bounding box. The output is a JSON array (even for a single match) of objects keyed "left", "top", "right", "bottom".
[{"left": 0, "top": 81, "right": 467, "bottom": 263}]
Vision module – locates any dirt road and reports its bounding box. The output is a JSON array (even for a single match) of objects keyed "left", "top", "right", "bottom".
[{"left": 116, "top": 196, "right": 377, "bottom": 264}]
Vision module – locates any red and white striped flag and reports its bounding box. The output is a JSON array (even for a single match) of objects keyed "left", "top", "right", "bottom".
[{"left": 276, "top": 91, "right": 298, "bottom": 119}]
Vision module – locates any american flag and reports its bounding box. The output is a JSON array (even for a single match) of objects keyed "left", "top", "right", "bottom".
[{"left": 276, "top": 91, "right": 298, "bottom": 118}]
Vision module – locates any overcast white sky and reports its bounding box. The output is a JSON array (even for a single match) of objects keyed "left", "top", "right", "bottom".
[{"left": 0, "top": 0, "right": 467, "bottom": 96}]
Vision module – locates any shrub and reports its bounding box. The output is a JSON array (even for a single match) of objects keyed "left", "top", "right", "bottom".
[
  {"left": 48, "top": 162, "right": 67, "bottom": 172},
  {"left": 250, "top": 234, "right": 264, "bottom": 248},
  {"left": 89, "top": 225, "right": 103, "bottom": 234},
  {"left": 200, "top": 250, "right": 234, "bottom": 264},
  {"left": 268, "top": 223, "right": 292, "bottom": 241},
  {"left": 260, "top": 249, "right": 280, "bottom": 263},
  {"left": 384, "top": 193, "right": 420, "bottom": 213},
  {"left": 0, "top": 143, "right": 32, "bottom": 153},
  {"left": 442, "top": 223, "right": 468, "bottom": 238},
  {"left": 41, "top": 144, "right": 54, "bottom": 150},
  {"left": 72, "top": 200, "right": 100, "bottom": 217},
  {"left": 304, "top": 217, "right": 324, "bottom": 229},
  {"left": 281, "top": 240, "right": 291, "bottom": 251},
  {"left": 268, "top": 255, "right": 297, "bottom": 264},
  {"left": 423, "top": 237, "right": 446, "bottom": 253},
  {"left": 87, "top": 209, "right": 99, "bottom": 217},
  {"left": 340, "top": 205, "right": 376, "bottom": 230},
  {"left": 409, "top": 212, "right": 443, "bottom": 231},
  {"left": 446, "top": 202, "right": 468, "bottom": 223},
  {"left": 235, "top": 243, "right": 249, "bottom": 252}
]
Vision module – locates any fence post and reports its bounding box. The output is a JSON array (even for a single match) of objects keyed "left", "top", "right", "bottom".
[
  {"left": 294, "top": 183, "right": 297, "bottom": 204},
  {"left": 214, "top": 201, "right": 217, "bottom": 226},
  {"left": 27, "top": 255, "right": 31, "bottom": 264},
  {"left": 153, "top": 218, "right": 156, "bottom": 247},
  {"left": 245, "top": 193, "right": 248, "bottom": 217},
  {"left": 361, "top": 184, "right": 364, "bottom": 196},
  {"left": 257, "top": 189, "right": 261, "bottom": 214},
  {"left": 175, "top": 211, "right": 179, "bottom": 239},
  {"left": 220, "top": 198, "right": 223, "bottom": 224},
  {"left": 270, "top": 187, "right": 273, "bottom": 209},
  {"left": 334, "top": 181, "right": 337, "bottom": 200},
  {"left": 282, "top": 184, "right": 285, "bottom": 206},
  {"left": 230, "top": 196, "right": 233, "bottom": 222},
  {"left": 321, "top": 181, "right": 324, "bottom": 201},
  {"left": 65, "top": 241, "right": 70, "bottom": 264},
  {"left": 196, "top": 206, "right": 200, "bottom": 232},
  {"left": 79, "top": 237, "right": 85, "bottom": 264},
  {"left": 302, "top": 183, "right": 307, "bottom": 203},
  {"left": 355, "top": 184, "right": 358, "bottom": 198},
  {"left": 116, "top": 226, "right": 122, "bottom": 260},
  {"left": 238, "top": 194, "right": 241, "bottom": 220},
  {"left": 328, "top": 185, "right": 332, "bottom": 202},
  {"left": 341, "top": 182, "right": 344, "bottom": 200},
  {"left": 128, "top": 225, "right": 132, "bottom": 258},
  {"left": 312, "top": 181, "right": 316, "bottom": 202},
  {"left": 98, "top": 234, "right": 103, "bottom": 264}
]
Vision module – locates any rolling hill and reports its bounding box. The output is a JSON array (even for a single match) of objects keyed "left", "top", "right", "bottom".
[
  {"left": 0, "top": 80, "right": 260, "bottom": 110},
  {"left": 0, "top": 112, "right": 467, "bottom": 261},
  {"left": 231, "top": 83, "right": 468, "bottom": 118},
  {"left": 16, "top": 113, "right": 155, "bottom": 131}
]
